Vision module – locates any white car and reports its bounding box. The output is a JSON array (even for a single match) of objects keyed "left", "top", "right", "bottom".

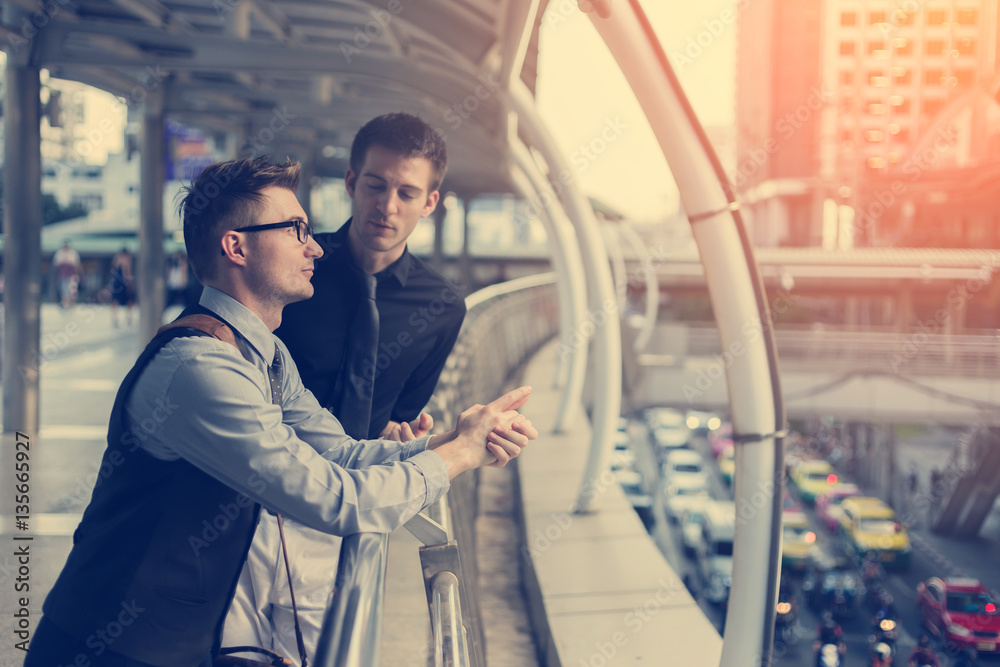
[
  {"left": 661, "top": 449, "right": 708, "bottom": 488},
  {"left": 685, "top": 409, "right": 723, "bottom": 435},
  {"left": 644, "top": 406, "right": 685, "bottom": 430},
  {"left": 609, "top": 449, "right": 636, "bottom": 472},
  {"left": 680, "top": 502, "right": 710, "bottom": 556},
  {"left": 651, "top": 425, "right": 690, "bottom": 452},
  {"left": 662, "top": 475, "right": 711, "bottom": 522},
  {"left": 616, "top": 469, "right": 653, "bottom": 523}
]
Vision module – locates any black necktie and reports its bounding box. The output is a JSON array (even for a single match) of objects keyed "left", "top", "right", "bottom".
[
  {"left": 268, "top": 348, "right": 283, "bottom": 406},
  {"left": 337, "top": 272, "right": 379, "bottom": 438}
]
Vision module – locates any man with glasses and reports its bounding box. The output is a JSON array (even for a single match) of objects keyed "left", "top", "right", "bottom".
[
  {"left": 28, "top": 156, "right": 536, "bottom": 667},
  {"left": 224, "top": 113, "right": 468, "bottom": 663}
]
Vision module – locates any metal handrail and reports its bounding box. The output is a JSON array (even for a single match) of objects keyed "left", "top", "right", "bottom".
[
  {"left": 431, "top": 572, "right": 470, "bottom": 667},
  {"left": 314, "top": 532, "right": 389, "bottom": 667},
  {"left": 316, "top": 276, "right": 559, "bottom": 667}
]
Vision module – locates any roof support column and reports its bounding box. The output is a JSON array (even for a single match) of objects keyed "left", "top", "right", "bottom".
[
  {"left": 459, "top": 195, "right": 473, "bottom": 290},
  {"left": 2, "top": 30, "right": 42, "bottom": 434},
  {"left": 139, "top": 86, "right": 166, "bottom": 342},
  {"left": 431, "top": 201, "right": 446, "bottom": 273}
]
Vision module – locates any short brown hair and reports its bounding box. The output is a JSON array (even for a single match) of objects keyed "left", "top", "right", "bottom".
[
  {"left": 350, "top": 113, "right": 448, "bottom": 192},
  {"left": 178, "top": 157, "right": 300, "bottom": 282}
]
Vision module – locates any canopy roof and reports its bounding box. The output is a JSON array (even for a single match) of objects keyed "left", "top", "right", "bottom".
[{"left": 25, "top": 0, "right": 549, "bottom": 196}]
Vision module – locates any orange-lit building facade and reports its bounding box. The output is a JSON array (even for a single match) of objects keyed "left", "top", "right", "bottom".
[{"left": 737, "top": 0, "right": 1000, "bottom": 248}]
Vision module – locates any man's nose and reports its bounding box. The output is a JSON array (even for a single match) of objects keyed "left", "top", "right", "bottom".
[
  {"left": 305, "top": 235, "right": 323, "bottom": 259},
  {"left": 376, "top": 190, "right": 399, "bottom": 215}
]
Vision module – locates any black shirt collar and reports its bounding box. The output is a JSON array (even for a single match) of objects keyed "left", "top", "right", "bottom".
[{"left": 332, "top": 220, "right": 412, "bottom": 288}]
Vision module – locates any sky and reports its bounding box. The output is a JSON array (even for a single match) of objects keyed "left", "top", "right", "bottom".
[
  {"left": 4, "top": 1, "right": 736, "bottom": 222},
  {"left": 536, "top": 0, "right": 738, "bottom": 220}
]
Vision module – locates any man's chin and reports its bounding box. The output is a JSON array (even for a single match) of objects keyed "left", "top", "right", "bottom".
[{"left": 287, "top": 285, "right": 315, "bottom": 304}]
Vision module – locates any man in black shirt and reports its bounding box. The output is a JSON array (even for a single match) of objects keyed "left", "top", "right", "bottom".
[{"left": 223, "top": 113, "right": 466, "bottom": 662}]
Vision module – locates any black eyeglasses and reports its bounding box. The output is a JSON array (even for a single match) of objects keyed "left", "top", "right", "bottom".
[{"left": 235, "top": 219, "right": 314, "bottom": 244}]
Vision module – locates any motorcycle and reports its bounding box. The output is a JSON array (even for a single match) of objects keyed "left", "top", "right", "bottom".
[
  {"left": 775, "top": 591, "right": 799, "bottom": 644},
  {"left": 871, "top": 641, "right": 893, "bottom": 666},
  {"left": 814, "top": 640, "right": 845, "bottom": 667},
  {"left": 869, "top": 615, "right": 898, "bottom": 655}
]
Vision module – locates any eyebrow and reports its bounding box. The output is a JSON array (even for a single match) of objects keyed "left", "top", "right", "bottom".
[{"left": 362, "top": 172, "right": 425, "bottom": 193}]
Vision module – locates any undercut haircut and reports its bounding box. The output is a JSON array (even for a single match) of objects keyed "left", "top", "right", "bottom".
[
  {"left": 178, "top": 157, "right": 300, "bottom": 282},
  {"left": 349, "top": 112, "right": 448, "bottom": 192}
]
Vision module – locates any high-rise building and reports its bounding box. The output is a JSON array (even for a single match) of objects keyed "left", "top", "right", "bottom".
[
  {"left": 821, "top": 0, "right": 1000, "bottom": 247},
  {"left": 737, "top": 0, "right": 1000, "bottom": 248},
  {"left": 735, "top": 0, "right": 825, "bottom": 247}
]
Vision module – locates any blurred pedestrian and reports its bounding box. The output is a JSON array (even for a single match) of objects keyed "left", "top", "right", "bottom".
[
  {"left": 53, "top": 240, "right": 81, "bottom": 308},
  {"left": 109, "top": 247, "right": 135, "bottom": 327},
  {"left": 166, "top": 250, "right": 189, "bottom": 307}
]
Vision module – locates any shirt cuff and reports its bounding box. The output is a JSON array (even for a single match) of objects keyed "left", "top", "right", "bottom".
[
  {"left": 406, "top": 449, "right": 450, "bottom": 505},
  {"left": 399, "top": 433, "right": 432, "bottom": 460}
]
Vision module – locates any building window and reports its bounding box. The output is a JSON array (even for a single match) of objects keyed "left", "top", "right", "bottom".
[
  {"left": 869, "top": 10, "right": 888, "bottom": 24},
  {"left": 955, "top": 69, "right": 974, "bottom": 86},
  {"left": 893, "top": 9, "right": 915, "bottom": 25},
  {"left": 924, "top": 69, "right": 944, "bottom": 85},
  {"left": 840, "top": 71, "right": 854, "bottom": 85},
  {"left": 927, "top": 9, "right": 948, "bottom": 25},
  {"left": 841, "top": 11, "right": 857, "bottom": 26},
  {"left": 840, "top": 41, "right": 856, "bottom": 56},
  {"left": 891, "top": 127, "right": 911, "bottom": 142},
  {"left": 867, "top": 156, "right": 887, "bottom": 169},
  {"left": 888, "top": 152, "right": 902, "bottom": 164},
  {"left": 956, "top": 8, "right": 977, "bottom": 25},
  {"left": 865, "top": 129, "right": 884, "bottom": 142},
  {"left": 840, "top": 129, "right": 854, "bottom": 142},
  {"left": 868, "top": 40, "right": 886, "bottom": 55},
  {"left": 893, "top": 98, "right": 911, "bottom": 113},
  {"left": 867, "top": 101, "right": 888, "bottom": 115},
  {"left": 923, "top": 98, "right": 946, "bottom": 116},
  {"left": 867, "top": 70, "right": 885, "bottom": 85},
  {"left": 956, "top": 37, "right": 975, "bottom": 55},
  {"left": 892, "top": 68, "right": 912, "bottom": 84},
  {"left": 925, "top": 39, "right": 946, "bottom": 55},
  {"left": 71, "top": 194, "right": 102, "bottom": 210},
  {"left": 893, "top": 38, "right": 913, "bottom": 55}
]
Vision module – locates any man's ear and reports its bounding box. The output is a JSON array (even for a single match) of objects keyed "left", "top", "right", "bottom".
[
  {"left": 344, "top": 168, "right": 357, "bottom": 199},
  {"left": 421, "top": 190, "right": 440, "bottom": 218},
  {"left": 220, "top": 230, "right": 250, "bottom": 267}
]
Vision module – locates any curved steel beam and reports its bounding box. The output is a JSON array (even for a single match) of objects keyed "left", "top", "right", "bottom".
[
  {"left": 588, "top": 2, "right": 786, "bottom": 665},
  {"left": 616, "top": 223, "right": 659, "bottom": 352},
  {"left": 506, "top": 82, "right": 623, "bottom": 510},
  {"left": 509, "top": 143, "right": 589, "bottom": 430}
]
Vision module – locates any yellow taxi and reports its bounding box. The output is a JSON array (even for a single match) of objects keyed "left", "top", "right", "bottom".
[
  {"left": 781, "top": 510, "right": 818, "bottom": 570},
  {"left": 840, "top": 497, "right": 911, "bottom": 569},
  {"left": 789, "top": 459, "right": 839, "bottom": 505}
]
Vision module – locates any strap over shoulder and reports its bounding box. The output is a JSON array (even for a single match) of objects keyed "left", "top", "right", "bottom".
[{"left": 156, "top": 313, "right": 239, "bottom": 349}]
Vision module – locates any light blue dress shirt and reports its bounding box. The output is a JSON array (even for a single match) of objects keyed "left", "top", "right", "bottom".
[{"left": 124, "top": 286, "right": 450, "bottom": 534}]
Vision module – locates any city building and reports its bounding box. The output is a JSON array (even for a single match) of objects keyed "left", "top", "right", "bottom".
[{"left": 737, "top": 0, "right": 1000, "bottom": 248}]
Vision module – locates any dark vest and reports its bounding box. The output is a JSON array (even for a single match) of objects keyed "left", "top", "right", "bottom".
[{"left": 41, "top": 308, "right": 264, "bottom": 666}]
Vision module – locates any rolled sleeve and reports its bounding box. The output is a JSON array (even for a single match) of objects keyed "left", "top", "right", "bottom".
[{"left": 127, "top": 337, "right": 449, "bottom": 536}]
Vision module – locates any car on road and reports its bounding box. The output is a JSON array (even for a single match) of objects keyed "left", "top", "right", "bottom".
[
  {"left": 685, "top": 409, "right": 722, "bottom": 436},
  {"left": 717, "top": 444, "right": 735, "bottom": 486},
  {"left": 610, "top": 448, "right": 637, "bottom": 472},
  {"left": 709, "top": 422, "right": 733, "bottom": 458},
  {"left": 662, "top": 475, "right": 711, "bottom": 523},
  {"left": 815, "top": 483, "right": 862, "bottom": 533},
  {"left": 680, "top": 504, "right": 709, "bottom": 556},
  {"left": 781, "top": 510, "right": 818, "bottom": 570},
  {"left": 644, "top": 406, "right": 685, "bottom": 430},
  {"left": 916, "top": 577, "right": 1000, "bottom": 655},
  {"left": 803, "top": 555, "right": 859, "bottom": 619},
  {"left": 840, "top": 497, "right": 911, "bottom": 569},
  {"left": 616, "top": 469, "right": 654, "bottom": 527},
  {"left": 695, "top": 500, "right": 735, "bottom": 605},
  {"left": 661, "top": 449, "right": 708, "bottom": 487},
  {"left": 789, "top": 459, "right": 839, "bottom": 505}
]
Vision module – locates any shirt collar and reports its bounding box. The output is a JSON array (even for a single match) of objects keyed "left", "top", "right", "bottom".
[
  {"left": 334, "top": 219, "right": 413, "bottom": 287},
  {"left": 199, "top": 285, "right": 277, "bottom": 363}
]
